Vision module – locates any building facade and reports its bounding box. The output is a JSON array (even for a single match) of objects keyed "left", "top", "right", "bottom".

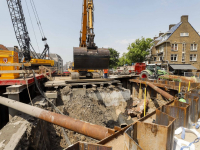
[
  {"left": 150, "top": 15, "right": 200, "bottom": 70},
  {"left": 50, "top": 53, "right": 63, "bottom": 74}
]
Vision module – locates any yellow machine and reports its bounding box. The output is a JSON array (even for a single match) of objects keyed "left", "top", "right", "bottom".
[
  {"left": 5, "top": 0, "right": 55, "bottom": 75},
  {"left": 69, "top": 62, "right": 99, "bottom": 79},
  {"left": 28, "top": 59, "right": 54, "bottom": 67},
  {"left": 0, "top": 48, "right": 20, "bottom": 79},
  {"left": 0, "top": 45, "right": 54, "bottom": 79},
  {"left": 71, "top": 0, "right": 110, "bottom": 79}
]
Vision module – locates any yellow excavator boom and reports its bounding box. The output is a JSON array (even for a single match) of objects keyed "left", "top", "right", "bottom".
[{"left": 73, "top": 0, "right": 110, "bottom": 70}]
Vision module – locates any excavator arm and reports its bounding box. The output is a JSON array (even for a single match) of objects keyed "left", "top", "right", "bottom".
[
  {"left": 74, "top": 0, "right": 110, "bottom": 70},
  {"left": 79, "top": 0, "right": 87, "bottom": 47}
]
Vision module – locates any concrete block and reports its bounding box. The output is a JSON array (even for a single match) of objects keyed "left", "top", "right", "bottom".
[
  {"left": 72, "top": 88, "right": 86, "bottom": 97},
  {"left": 45, "top": 92, "right": 57, "bottom": 99}
]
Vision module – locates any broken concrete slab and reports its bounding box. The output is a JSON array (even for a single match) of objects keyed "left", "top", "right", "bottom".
[{"left": 45, "top": 91, "right": 58, "bottom": 99}]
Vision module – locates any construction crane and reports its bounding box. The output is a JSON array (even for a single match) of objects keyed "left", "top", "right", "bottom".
[
  {"left": 6, "top": 0, "right": 54, "bottom": 68},
  {"left": 72, "top": 0, "right": 110, "bottom": 79}
]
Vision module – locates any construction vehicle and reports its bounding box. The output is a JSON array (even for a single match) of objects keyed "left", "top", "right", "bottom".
[
  {"left": 71, "top": 0, "right": 110, "bottom": 79},
  {"left": 117, "top": 63, "right": 146, "bottom": 75},
  {"left": 5, "top": 0, "right": 54, "bottom": 71},
  {"left": 69, "top": 62, "right": 100, "bottom": 79},
  {"left": 140, "top": 64, "right": 168, "bottom": 79},
  {"left": 0, "top": 46, "right": 19, "bottom": 79}
]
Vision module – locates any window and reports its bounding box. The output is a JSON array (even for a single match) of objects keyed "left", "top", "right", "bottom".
[
  {"left": 159, "top": 45, "right": 164, "bottom": 52},
  {"left": 182, "top": 43, "right": 186, "bottom": 52},
  {"left": 182, "top": 53, "right": 185, "bottom": 62},
  {"left": 171, "top": 54, "right": 178, "bottom": 61},
  {"left": 191, "top": 44, "right": 197, "bottom": 51},
  {"left": 171, "top": 44, "right": 178, "bottom": 51},
  {"left": 182, "top": 43, "right": 186, "bottom": 62},
  {"left": 190, "top": 54, "right": 197, "bottom": 61},
  {"left": 180, "top": 33, "right": 189, "bottom": 37},
  {"left": 154, "top": 57, "right": 156, "bottom": 61}
]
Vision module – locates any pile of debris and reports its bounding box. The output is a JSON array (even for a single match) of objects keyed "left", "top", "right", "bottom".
[
  {"left": 127, "top": 97, "right": 149, "bottom": 119},
  {"left": 48, "top": 94, "right": 119, "bottom": 149}
]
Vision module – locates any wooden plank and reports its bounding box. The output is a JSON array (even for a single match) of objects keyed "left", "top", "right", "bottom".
[
  {"left": 0, "top": 70, "right": 39, "bottom": 74},
  {"left": 45, "top": 80, "right": 120, "bottom": 87},
  {"left": 65, "top": 78, "right": 114, "bottom": 83},
  {"left": 0, "top": 63, "right": 31, "bottom": 67}
]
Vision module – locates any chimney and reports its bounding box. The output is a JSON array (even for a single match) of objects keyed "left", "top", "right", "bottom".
[
  {"left": 169, "top": 24, "right": 176, "bottom": 30},
  {"left": 154, "top": 37, "right": 158, "bottom": 40},
  {"left": 181, "top": 15, "right": 188, "bottom": 23},
  {"left": 159, "top": 33, "right": 164, "bottom": 37}
]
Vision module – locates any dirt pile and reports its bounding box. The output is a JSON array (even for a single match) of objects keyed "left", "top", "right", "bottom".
[
  {"left": 48, "top": 95, "right": 119, "bottom": 149},
  {"left": 63, "top": 95, "right": 118, "bottom": 128}
]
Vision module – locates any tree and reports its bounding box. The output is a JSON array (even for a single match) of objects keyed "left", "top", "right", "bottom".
[
  {"left": 108, "top": 48, "right": 119, "bottom": 68},
  {"left": 127, "top": 37, "right": 153, "bottom": 62},
  {"left": 118, "top": 53, "right": 131, "bottom": 66}
]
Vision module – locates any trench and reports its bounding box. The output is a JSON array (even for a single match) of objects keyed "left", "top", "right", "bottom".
[
  {"left": 0, "top": 84, "right": 38, "bottom": 130},
  {"left": 0, "top": 77, "right": 181, "bottom": 150}
]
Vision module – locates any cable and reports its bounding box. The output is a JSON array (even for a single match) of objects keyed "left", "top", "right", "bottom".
[
  {"left": 32, "top": 70, "right": 71, "bottom": 146},
  {"left": 24, "top": 0, "right": 41, "bottom": 53},
  {"left": 30, "top": 0, "right": 45, "bottom": 38},
  {"left": 31, "top": 0, "right": 45, "bottom": 37},
  {"left": 26, "top": 80, "right": 33, "bottom": 106}
]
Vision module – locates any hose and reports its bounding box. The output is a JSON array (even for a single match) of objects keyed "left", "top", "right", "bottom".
[{"left": 32, "top": 70, "right": 71, "bottom": 146}]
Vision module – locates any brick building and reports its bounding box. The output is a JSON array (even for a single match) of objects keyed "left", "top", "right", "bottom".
[{"left": 150, "top": 15, "right": 200, "bottom": 70}]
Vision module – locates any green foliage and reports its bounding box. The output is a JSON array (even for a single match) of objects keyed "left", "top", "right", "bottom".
[
  {"left": 127, "top": 37, "right": 153, "bottom": 62},
  {"left": 118, "top": 53, "right": 131, "bottom": 66},
  {"left": 108, "top": 48, "right": 119, "bottom": 69}
]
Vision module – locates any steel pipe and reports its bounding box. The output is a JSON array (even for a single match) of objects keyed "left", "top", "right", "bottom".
[
  {"left": 147, "top": 82, "right": 174, "bottom": 100},
  {"left": 0, "top": 96, "right": 115, "bottom": 140},
  {"left": 159, "top": 75, "right": 197, "bottom": 83}
]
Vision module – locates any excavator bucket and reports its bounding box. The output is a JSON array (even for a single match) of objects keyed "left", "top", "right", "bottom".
[{"left": 73, "top": 47, "right": 110, "bottom": 70}]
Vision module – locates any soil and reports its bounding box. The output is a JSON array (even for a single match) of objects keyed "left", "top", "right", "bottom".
[
  {"left": 148, "top": 98, "right": 169, "bottom": 110},
  {"left": 48, "top": 94, "right": 119, "bottom": 149}
]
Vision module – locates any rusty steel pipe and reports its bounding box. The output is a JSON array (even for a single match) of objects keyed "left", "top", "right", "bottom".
[
  {"left": 0, "top": 96, "right": 114, "bottom": 140},
  {"left": 147, "top": 82, "right": 174, "bottom": 100},
  {"left": 159, "top": 75, "right": 197, "bottom": 83}
]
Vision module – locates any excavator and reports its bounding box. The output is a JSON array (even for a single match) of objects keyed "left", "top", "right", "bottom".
[
  {"left": 5, "top": 0, "right": 54, "bottom": 69},
  {"left": 71, "top": 0, "right": 110, "bottom": 79}
]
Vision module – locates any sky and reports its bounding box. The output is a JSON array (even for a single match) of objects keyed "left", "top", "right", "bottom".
[{"left": 1, "top": 0, "right": 200, "bottom": 64}]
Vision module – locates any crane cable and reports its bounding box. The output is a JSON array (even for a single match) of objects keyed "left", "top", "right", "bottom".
[
  {"left": 24, "top": 0, "right": 41, "bottom": 54},
  {"left": 30, "top": 0, "right": 46, "bottom": 39}
]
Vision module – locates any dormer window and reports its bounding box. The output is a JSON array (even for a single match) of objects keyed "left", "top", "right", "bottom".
[{"left": 180, "top": 33, "right": 189, "bottom": 37}]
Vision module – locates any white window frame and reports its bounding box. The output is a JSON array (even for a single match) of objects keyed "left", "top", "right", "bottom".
[
  {"left": 171, "top": 44, "right": 178, "bottom": 51},
  {"left": 180, "top": 33, "right": 189, "bottom": 37},
  {"left": 190, "top": 54, "right": 197, "bottom": 61},
  {"left": 182, "top": 53, "right": 185, "bottom": 62},
  {"left": 157, "top": 56, "right": 163, "bottom": 61},
  {"left": 182, "top": 43, "right": 186, "bottom": 52},
  {"left": 191, "top": 44, "right": 197, "bottom": 51},
  {"left": 171, "top": 54, "right": 178, "bottom": 61},
  {"left": 182, "top": 43, "right": 186, "bottom": 62}
]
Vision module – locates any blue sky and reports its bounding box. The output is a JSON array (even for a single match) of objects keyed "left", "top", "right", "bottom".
[{"left": 1, "top": 0, "right": 200, "bottom": 64}]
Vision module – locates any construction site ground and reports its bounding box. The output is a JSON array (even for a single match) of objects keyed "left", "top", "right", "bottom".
[{"left": 1, "top": 76, "right": 200, "bottom": 149}]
